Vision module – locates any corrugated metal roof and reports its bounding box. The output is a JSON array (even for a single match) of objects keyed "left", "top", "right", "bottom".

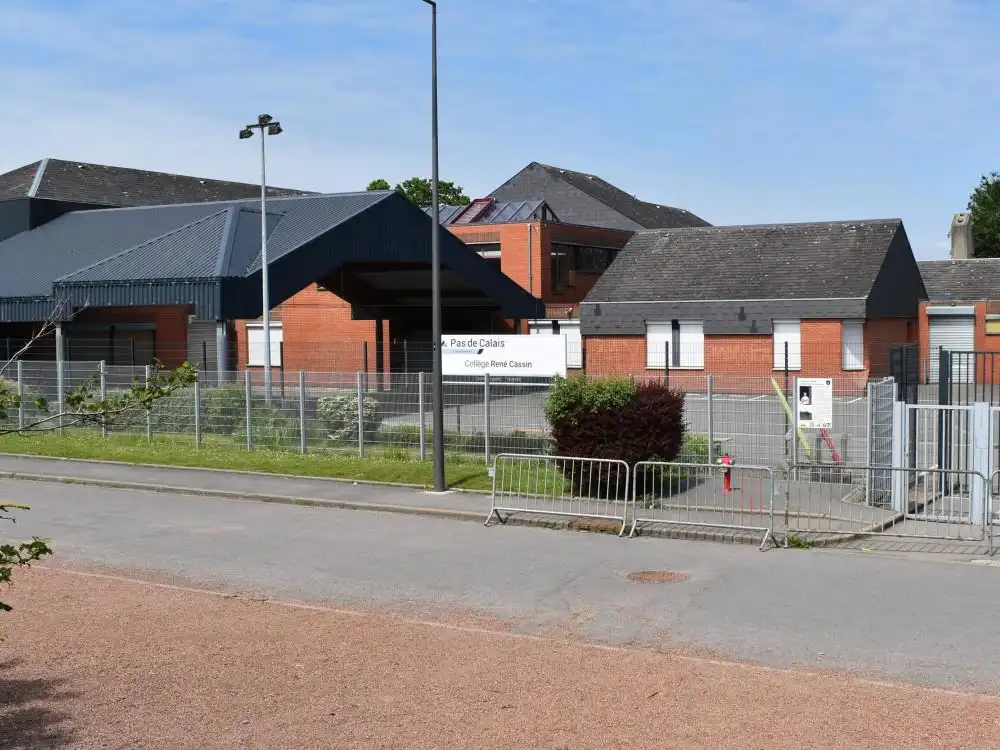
[
  {"left": 0, "top": 189, "right": 545, "bottom": 322},
  {"left": 427, "top": 199, "right": 553, "bottom": 226}
]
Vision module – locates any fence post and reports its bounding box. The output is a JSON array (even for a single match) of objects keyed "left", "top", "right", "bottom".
[
  {"left": 16, "top": 360, "right": 24, "bottom": 431},
  {"left": 145, "top": 365, "right": 153, "bottom": 440},
  {"left": 418, "top": 371, "right": 426, "bottom": 461},
  {"left": 664, "top": 341, "right": 670, "bottom": 387},
  {"left": 484, "top": 373, "right": 491, "bottom": 465},
  {"left": 245, "top": 369, "right": 253, "bottom": 451},
  {"left": 99, "top": 361, "right": 107, "bottom": 439},
  {"left": 792, "top": 376, "right": 799, "bottom": 473},
  {"left": 783, "top": 342, "right": 790, "bottom": 460},
  {"left": 357, "top": 371, "right": 365, "bottom": 458},
  {"left": 298, "top": 371, "right": 307, "bottom": 455},
  {"left": 706, "top": 374, "right": 714, "bottom": 465},
  {"left": 194, "top": 374, "right": 202, "bottom": 448},
  {"left": 56, "top": 359, "right": 65, "bottom": 432}
]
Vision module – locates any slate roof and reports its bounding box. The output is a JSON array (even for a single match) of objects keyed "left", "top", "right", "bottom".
[
  {"left": 918, "top": 259, "right": 1000, "bottom": 302},
  {"left": 427, "top": 199, "right": 557, "bottom": 226},
  {"left": 0, "top": 191, "right": 544, "bottom": 322},
  {"left": 0, "top": 158, "right": 311, "bottom": 208},
  {"left": 586, "top": 219, "right": 904, "bottom": 303},
  {"left": 489, "top": 161, "right": 709, "bottom": 231}
]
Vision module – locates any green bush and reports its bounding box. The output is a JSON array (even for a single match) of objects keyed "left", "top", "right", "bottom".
[
  {"left": 545, "top": 374, "right": 637, "bottom": 427},
  {"left": 676, "top": 433, "right": 710, "bottom": 464},
  {"left": 234, "top": 405, "right": 301, "bottom": 448},
  {"left": 201, "top": 385, "right": 246, "bottom": 434},
  {"left": 317, "top": 392, "right": 382, "bottom": 442}
]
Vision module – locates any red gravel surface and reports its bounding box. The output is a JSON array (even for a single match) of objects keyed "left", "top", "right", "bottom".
[{"left": 2, "top": 565, "right": 999, "bottom": 749}]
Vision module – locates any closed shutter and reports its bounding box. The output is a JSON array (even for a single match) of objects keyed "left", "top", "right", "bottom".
[
  {"left": 677, "top": 321, "right": 704, "bottom": 368},
  {"left": 646, "top": 322, "right": 671, "bottom": 369},
  {"left": 247, "top": 323, "right": 283, "bottom": 367},
  {"left": 187, "top": 321, "right": 218, "bottom": 373},
  {"left": 772, "top": 320, "right": 801, "bottom": 370},
  {"left": 929, "top": 316, "right": 975, "bottom": 383},
  {"left": 528, "top": 321, "right": 582, "bottom": 369},
  {"left": 841, "top": 320, "right": 864, "bottom": 371}
]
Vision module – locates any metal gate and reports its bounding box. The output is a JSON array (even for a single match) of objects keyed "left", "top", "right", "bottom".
[{"left": 866, "top": 377, "right": 896, "bottom": 507}]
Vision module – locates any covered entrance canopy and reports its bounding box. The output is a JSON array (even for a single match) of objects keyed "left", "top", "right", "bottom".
[{"left": 0, "top": 190, "right": 544, "bottom": 324}]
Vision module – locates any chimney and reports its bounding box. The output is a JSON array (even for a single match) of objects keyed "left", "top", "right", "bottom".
[{"left": 951, "top": 212, "right": 974, "bottom": 259}]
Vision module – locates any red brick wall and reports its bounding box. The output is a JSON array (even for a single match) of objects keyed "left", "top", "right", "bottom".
[
  {"left": 584, "top": 318, "right": 915, "bottom": 394},
  {"left": 235, "top": 284, "right": 388, "bottom": 373}
]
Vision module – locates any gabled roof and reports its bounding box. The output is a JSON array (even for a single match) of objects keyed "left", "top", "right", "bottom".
[
  {"left": 0, "top": 191, "right": 544, "bottom": 322},
  {"left": 586, "top": 219, "right": 905, "bottom": 303},
  {"left": 426, "top": 199, "right": 557, "bottom": 226},
  {"left": 0, "top": 158, "right": 311, "bottom": 208},
  {"left": 489, "top": 161, "right": 709, "bottom": 231},
  {"left": 918, "top": 258, "right": 1000, "bottom": 302}
]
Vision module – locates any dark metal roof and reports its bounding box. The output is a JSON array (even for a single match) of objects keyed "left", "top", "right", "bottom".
[
  {"left": 427, "top": 199, "right": 557, "bottom": 226},
  {"left": 0, "top": 158, "right": 311, "bottom": 208},
  {"left": 489, "top": 161, "right": 709, "bottom": 231},
  {"left": 585, "top": 219, "right": 904, "bottom": 303},
  {"left": 0, "top": 191, "right": 544, "bottom": 322},
  {"left": 919, "top": 259, "right": 1000, "bottom": 302}
]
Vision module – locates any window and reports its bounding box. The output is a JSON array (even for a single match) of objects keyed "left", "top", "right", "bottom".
[
  {"left": 550, "top": 243, "right": 618, "bottom": 291},
  {"left": 842, "top": 320, "right": 864, "bottom": 371},
  {"left": 646, "top": 321, "right": 703, "bottom": 369},
  {"left": 247, "top": 322, "right": 283, "bottom": 367},
  {"left": 772, "top": 320, "right": 801, "bottom": 370}
]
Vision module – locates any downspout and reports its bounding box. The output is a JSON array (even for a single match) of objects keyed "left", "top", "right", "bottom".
[{"left": 527, "top": 222, "right": 534, "bottom": 297}]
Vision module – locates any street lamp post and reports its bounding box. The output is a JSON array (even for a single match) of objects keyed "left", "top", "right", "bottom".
[
  {"left": 422, "top": 0, "right": 445, "bottom": 492},
  {"left": 239, "top": 114, "right": 283, "bottom": 405}
]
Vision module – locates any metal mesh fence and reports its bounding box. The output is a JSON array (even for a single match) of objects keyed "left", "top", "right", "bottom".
[{"left": 0, "top": 362, "right": 893, "bottom": 472}]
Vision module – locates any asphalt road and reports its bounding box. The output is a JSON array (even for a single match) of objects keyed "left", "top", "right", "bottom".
[{"left": 5, "top": 476, "right": 1000, "bottom": 691}]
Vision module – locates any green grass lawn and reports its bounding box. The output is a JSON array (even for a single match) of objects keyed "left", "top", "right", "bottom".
[{"left": 0, "top": 431, "right": 494, "bottom": 491}]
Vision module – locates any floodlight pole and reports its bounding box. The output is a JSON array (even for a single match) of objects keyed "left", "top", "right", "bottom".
[
  {"left": 259, "top": 127, "right": 272, "bottom": 406},
  {"left": 424, "top": 0, "right": 445, "bottom": 492},
  {"left": 239, "top": 115, "right": 282, "bottom": 405}
]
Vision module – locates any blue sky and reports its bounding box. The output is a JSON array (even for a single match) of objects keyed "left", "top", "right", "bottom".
[{"left": 2, "top": 0, "right": 998, "bottom": 259}]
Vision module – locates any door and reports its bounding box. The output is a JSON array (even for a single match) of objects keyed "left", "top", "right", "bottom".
[
  {"left": 187, "top": 321, "right": 218, "bottom": 373},
  {"left": 929, "top": 315, "right": 975, "bottom": 384}
]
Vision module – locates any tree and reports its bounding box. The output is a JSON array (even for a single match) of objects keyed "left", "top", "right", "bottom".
[
  {"left": 967, "top": 172, "right": 1000, "bottom": 258},
  {"left": 366, "top": 177, "right": 471, "bottom": 209},
  {"left": 0, "top": 308, "right": 197, "bottom": 612}
]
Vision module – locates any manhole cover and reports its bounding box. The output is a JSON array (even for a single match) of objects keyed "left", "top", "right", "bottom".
[{"left": 627, "top": 570, "right": 689, "bottom": 584}]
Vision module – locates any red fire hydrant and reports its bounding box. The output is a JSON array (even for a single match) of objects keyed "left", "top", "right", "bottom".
[{"left": 718, "top": 453, "right": 734, "bottom": 494}]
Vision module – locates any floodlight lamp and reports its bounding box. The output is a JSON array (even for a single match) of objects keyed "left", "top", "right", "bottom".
[
  {"left": 267, "top": 123, "right": 283, "bottom": 136},
  {"left": 238, "top": 127, "right": 254, "bottom": 140},
  {"left": 257, "top": 114, "right": 273, "bottom": 126}
]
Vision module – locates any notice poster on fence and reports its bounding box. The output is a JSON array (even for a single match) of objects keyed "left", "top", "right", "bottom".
[
  {"left": 441, "top": 335, "right": 567, "bottom": 377},
  {"left": 796, "top": 378, "right": 833, "bottom": 430}
]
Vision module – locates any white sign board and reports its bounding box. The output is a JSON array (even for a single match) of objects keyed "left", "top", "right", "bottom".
[
  {"left": 441, "top": 335, "right": 567, "bottom": 377},
  {"left": 796, "top": 378, "right": 833, "bottom": 430}
]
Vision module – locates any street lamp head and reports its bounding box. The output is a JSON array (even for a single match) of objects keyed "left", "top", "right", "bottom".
[
  {"left": 238, "top": 127, "right": 254, "bottom": 140},
  {"left": 257, "top": 114, "right": 273, "bottom": 126},
  {"left": 267, "top": 123, "right": 283, "bottom": 136},
  {"left": 421, "top": 0, "right": 436, "bottom": 6}
]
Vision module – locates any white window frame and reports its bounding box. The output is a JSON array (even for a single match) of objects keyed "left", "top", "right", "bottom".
[
  {"left": 841, "top": 320, "right": 864, "bottom": 371},
  {"left": 646, "top": 320, "right": 704, "bottom": 370},
  {"left": 772, "top": 320, "right": 801, "bottom": 371},
  {"left": 246, "top": 322, "right": 283, "bottom": 367}
]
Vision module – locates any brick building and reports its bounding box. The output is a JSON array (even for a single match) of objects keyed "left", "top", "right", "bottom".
[
  {"left": 917, "top": 214, "right": 1000, "bottom": 385},
  {"left": 581, "top": 219, "right": 926, "bottom": 391}
]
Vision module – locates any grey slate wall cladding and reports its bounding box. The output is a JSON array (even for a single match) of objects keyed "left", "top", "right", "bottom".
[
  {"left": 918, "top": 258, "right": 1000, "bottom": 302},
  {"left": 0, "top": 199, "right": 30, "bottom": 244},
  {"left": 581, "top": 218, "right": 919, "bottom": 336},
  {"left": 582, "top": 299, "right": 867, "bottom": 336}
]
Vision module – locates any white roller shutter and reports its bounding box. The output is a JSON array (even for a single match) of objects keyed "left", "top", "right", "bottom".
[
  {"left": 187, "top": 321, "right": 218, "bottom": 373},
  {"left": 841, "top": 320, "right": 864, "bottom": 371},
  {"left": 929, "top": 315, "right": 975, "bottom": 384},
  {"left": 528, "top": 321, "right": 582, "bottom": 369},
  {"left": 246, "top": 323, "right": 283, "bottom": 367},
  {"left": 772, "top": 320, "right": 801, "bottom": 370},
  {"left": 645, "top": 322, "right": 671, "bottom": 369},
  {"left": 677, "top": 321, "right": 704, "bottom": 369}
]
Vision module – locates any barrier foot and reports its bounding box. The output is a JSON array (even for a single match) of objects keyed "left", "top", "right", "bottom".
[
  {"left": 484, "top": 508, "right": 506, "bottom": 527},
  {"left": 627, "top": 520, "right": 639, "bottom": 539},
  {"left": 758, "top": 529, "right": 774, "bottom": 552}
]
